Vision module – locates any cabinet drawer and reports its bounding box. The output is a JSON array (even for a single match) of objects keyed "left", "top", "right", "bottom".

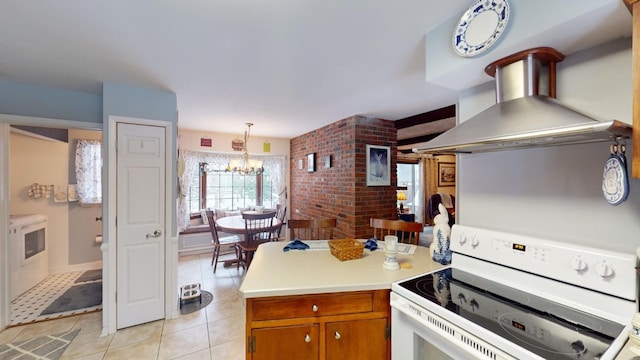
[{"left": 251, "top": 292, "right": 374, "bottom": 321}]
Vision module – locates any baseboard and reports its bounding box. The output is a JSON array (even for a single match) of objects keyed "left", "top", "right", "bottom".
[
  {"left": 178, "top": 242, "right": 236, "bottom": 257},
  {"left": 178, "top": 248, "right": 214, "bottom": 256},
  {"left": 48, "top": 261, "right": 102, "bottom": 275}
]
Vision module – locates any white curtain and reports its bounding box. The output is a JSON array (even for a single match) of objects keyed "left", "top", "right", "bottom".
[
  {"left": 177, "top": 150, "right": 287, "bottom": 232},
  {"left": 75, "top": 139, "right": 102, "bottom": 204},
  {"left": 262, "top": 155, "right": 287, "bottom": 207}
]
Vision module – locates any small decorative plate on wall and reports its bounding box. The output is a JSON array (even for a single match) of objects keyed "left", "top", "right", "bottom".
[{"left": 452, "top": 0, "right": 510, "bottom": 57}]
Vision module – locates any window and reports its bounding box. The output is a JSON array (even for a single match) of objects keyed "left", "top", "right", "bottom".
[
  {"left": 178, "top": 150, "right": 287, "bottom": 231},
  {"left": 186, "top": 163, "right": 278, "bottom": 214},
  {"left": 75, "top": 139, "right": 102, "bottom": 204}
]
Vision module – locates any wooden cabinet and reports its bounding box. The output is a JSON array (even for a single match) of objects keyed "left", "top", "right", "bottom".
[
  {"left": 251, "top": 324, "right": 319, "bottom": 360},
  {"left": 624, "top": 0, "right": 640, "bottom": 178},
  {"left": 245, "top": 289, "right": 390, "bottom": 360},
  {"left": 325, "top": 318, "right": 388, "bottom": 360}
]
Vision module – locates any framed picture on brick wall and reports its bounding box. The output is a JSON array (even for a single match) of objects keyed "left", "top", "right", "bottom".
[
  {"left": 366, "top": 144, "right": 390, "bottom": 186},
  {"left": 307, "top": 153, "right": 315, "bottom": 172}
]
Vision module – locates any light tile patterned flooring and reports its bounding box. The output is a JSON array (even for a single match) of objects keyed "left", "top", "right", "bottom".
[
  {"left": 11, "top": 271, "right": 102, "bottom": 326},
  {"left": 0, "top": 253, "right": 246, "bottom": 360}
]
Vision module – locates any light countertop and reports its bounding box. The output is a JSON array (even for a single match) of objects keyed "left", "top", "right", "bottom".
[{"left": 239, "top": 241, "right": 444, "bottom": 299}]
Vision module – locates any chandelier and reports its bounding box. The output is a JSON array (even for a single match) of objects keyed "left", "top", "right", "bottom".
[{"left": 227, "top": 123, "right": 264, "bottom": 175}]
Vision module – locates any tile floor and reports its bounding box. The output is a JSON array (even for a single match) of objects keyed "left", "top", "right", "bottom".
[
  {"left": 0, "top": 252, "right": 246, "bottom": 360},
  {"left": 11, "top": 271, "right": 102, "bottom": 326}
]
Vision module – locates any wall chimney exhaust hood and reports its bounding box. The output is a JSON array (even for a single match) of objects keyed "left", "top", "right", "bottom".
[{"left": 413, "top": 47, "right": 632, "bottom": 154}]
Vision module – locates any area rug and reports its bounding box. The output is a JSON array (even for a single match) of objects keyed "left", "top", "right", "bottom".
[
  {"left": 0, "top": 328, "right": 80, "bottom": 360},
  {"left": 74, "top": 269, "right": 102, "bottom": 283},
  {"left": 40, "top": 282, "right": 102, "bottom": 316},
  {"left": 180, "top": 290, "right": 213, "bottom": 315}
]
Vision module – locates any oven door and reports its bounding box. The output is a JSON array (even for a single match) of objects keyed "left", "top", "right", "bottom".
[
  {"left": 391, "top": 292, "right": 518, "bottom": 360},
  {"left": 392, "top": 307, "right": 468, "bottom": 359},
  {"left": 20, "top": 220, "right": 47, "bottom": 266}
]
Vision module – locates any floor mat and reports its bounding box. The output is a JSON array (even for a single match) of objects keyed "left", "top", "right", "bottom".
[
  {"left": 11, "top": 271, "right": 103, "bottom": 326},
  {"left": 0, "top": 329, "right": 80, "bottom": 360},
  {"left": 40, "top": 282, "right": 102, "bottom": 316},
  {"left": 74, "top": 269, "right": 102, "bottom": 283},
  {"left": 179, "top": 290, "right": 213, "bottom": 315}
]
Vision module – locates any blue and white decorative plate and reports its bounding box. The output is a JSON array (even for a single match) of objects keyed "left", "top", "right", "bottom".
[
  {"left": 453, "top": 0, "right": 510, "bottom": 57},
  {"left": 602, "top": 153, "right": 629, "bottom": 206}
]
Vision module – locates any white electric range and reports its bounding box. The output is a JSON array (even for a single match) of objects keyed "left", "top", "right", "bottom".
[{"left": 391, "top": 225, "right": 637, "bottom": 360}]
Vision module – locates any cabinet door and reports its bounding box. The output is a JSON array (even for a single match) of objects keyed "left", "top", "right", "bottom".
[
  {"left": 252, "top": 324, "right": 319, "bottom": 360},
  {"left": 326, "top": 318, "right": 388, "bottom": 360}
]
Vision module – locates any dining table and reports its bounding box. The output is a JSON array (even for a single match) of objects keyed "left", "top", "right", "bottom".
[
  {"left": 215, "top": 212, "right": 281, "bottom": 237},
  {"left": 215, "top": 212, "right": 282, "bottom": 268}
]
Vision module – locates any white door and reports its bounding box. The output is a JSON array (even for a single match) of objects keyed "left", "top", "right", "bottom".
[{"left": 116, "top": 123, "right": 166, "bottom": 329}]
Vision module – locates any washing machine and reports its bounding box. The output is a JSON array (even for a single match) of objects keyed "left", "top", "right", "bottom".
[{"left": 9, "top": 214, "right": 49, "bottom": 301}]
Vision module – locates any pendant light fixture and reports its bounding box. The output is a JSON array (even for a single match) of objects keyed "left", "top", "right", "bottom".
[{"left": 227, "top": 123, "right": 263, "bottom": 175}]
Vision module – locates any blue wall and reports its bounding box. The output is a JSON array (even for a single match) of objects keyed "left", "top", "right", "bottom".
[
  {"left": 0, "top": 80, "right": 102, "bottom": 122},
  {"left": 1, "top": 79, "right": 179, "bottom": 249},
  {"left": 102, "top": 83, "right": 177, "bottom": 123}
]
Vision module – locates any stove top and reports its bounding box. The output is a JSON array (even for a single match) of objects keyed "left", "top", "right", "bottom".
[
  {"left": 391, "top": 225, "right": 637, "bottom": 360},
  {"left": 396, "top": 267, "right": 623, "bottom": 359}
]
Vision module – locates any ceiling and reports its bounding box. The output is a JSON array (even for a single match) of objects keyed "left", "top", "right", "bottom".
[{"left": 0, "top": 1, "right": 633, "bottom": 139}]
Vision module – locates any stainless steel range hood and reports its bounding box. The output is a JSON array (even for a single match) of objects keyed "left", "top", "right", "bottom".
[{"left": 413, "top": 47, "right": 632, "bottom": 154}]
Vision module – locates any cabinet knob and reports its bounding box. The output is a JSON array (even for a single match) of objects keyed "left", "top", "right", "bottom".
[
  {"left": 334, "top": 331, "right": 341, "bottom": 340},
  {"left": 305, "top": 334, "right": 311, "bottom": 343},
  {"left": 312, "top": 304, "right": 318, "bottom": 312}
]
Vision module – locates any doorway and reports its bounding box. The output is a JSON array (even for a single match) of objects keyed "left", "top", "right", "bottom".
[
  {"left": 1, "top": 115, "right": 177, "bottom": 334},
  {"left": 8, "top": 125, "right": 103, "bottom": 326},
  {"left": 0, "top": 116, "right": 104, "bottom": 329}
]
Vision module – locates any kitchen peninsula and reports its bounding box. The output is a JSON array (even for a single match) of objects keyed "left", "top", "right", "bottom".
[{"left": 239, "top": 241, "right": 443, "bottom": 360}]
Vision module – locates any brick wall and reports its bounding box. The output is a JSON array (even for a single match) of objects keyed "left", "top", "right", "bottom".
[{"left": 290, "top": 115, "right": 397, "bottom": 239}]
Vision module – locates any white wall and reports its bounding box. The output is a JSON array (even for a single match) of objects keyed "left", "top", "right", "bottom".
[
  {"left": 457, "top": 39, "right": 639, "bottom": 253},
  {"left": 178, "top": 128, "right": 290, "bottom": 155}
]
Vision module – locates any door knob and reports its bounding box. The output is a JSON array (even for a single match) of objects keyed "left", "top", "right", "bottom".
[{"left": 146, "top": 230, "right": 162, "bottom": 238}]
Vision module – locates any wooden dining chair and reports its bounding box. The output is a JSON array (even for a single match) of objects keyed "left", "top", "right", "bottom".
[
  {"left": 287, "top": 218, "right": 337, "bottom": 240},
  {"left": 205, "top": 210, "right": 242, "bottom": 273},
  {"left": 237, "top": 211, "right": 275, "bottom": 270},
  {"left": 271, "top": 205, "right": 287, "bottom": 241},
  {"left": 370, "top": 218, "right": 423, "bottom": 245}
]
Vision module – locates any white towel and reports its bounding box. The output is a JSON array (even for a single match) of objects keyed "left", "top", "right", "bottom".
[
  {"left": 28, "top": 183, "right": 53, "bottom": 199},
  {"left": 438, "top": 192, "right": 453, "bottom": 209}
]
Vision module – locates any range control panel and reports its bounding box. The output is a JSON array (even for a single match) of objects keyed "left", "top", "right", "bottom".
[{"left": 450, "top": 225, "right": 637, "bottom": 301}]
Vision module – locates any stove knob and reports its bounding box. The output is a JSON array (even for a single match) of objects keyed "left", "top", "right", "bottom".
[
  {"left": 457, "top": 293, "right": 467, "bottom": 304},
  {"left": 458, "top": 234, "right": 467, "bottom": 246},
  {"left": 471, "top": 236, "right": 479, "bottom": 248},
  {"left": 570, "top": 256, "right": 588, "bottom": 272},
  {"left": 595, "top": 261, "right": 615, "bottom": 278},
  {"left": 470, "top": 299, "right": 479, "bottom": 312},
  {"left": 570, "top": 340, "right": 586, "bottom": 357}
]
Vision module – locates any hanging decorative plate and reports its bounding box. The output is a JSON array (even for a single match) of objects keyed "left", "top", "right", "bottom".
[
  {"left": 231, "top": 137, "right": 244, "bottom": 151},
  {"left": 452, "top": 0, "right": 510, "bottom": 57},
  {"left": 602, "top": 143, "right": 629, "bottom": 206}
]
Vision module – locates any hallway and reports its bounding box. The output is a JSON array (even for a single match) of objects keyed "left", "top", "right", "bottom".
[{"left": 0, "top": 253, "right": 245, "bottom": 359}]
